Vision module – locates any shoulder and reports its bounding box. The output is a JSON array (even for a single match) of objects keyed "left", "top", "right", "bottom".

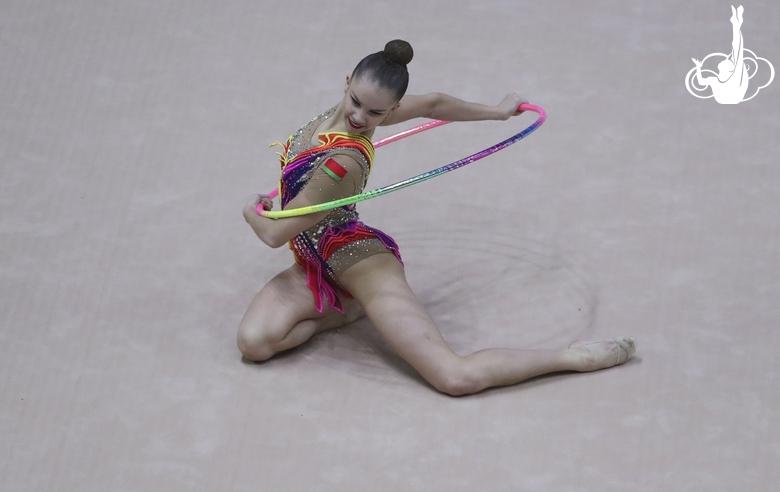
[
  {"left": 318, "top": 132, "right": 374, "bottom": 169},
  {"left": 307, "top": 152, "right": 366, "bottom": 197},
  {"left": 322, "top": 153, "right": 366, "bottom": 178}
]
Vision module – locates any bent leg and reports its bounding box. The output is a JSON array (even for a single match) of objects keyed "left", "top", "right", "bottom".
[
  {"left": 237, "top": 264, "right": 364, "bottom": 361},
  {"left": 339, "top": 254, "right": 631, "bottom": 395}
]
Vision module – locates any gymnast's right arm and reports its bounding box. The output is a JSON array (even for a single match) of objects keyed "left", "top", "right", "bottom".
[
  {"left": 243, "top": 195, "right": 329, "bottom": 248},
  {"left": 243, "top": 155, "right": 363, "bottom": 248}
]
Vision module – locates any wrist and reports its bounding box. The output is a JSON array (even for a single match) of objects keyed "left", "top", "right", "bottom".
[
  {"left": 244, "top": 203, "right": 258, "bottom": 223},
  {"left": 493, "top": 105, "right": 510, "bottom": 121}
]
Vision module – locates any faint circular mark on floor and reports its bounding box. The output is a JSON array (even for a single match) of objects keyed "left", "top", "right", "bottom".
[{"left": 270, "top": 227, "right": 600, "bottom": 385}]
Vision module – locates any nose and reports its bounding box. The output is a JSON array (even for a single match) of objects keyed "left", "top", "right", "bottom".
[{"left": 352, "top": 109, "right": 367, "bottom": 125}]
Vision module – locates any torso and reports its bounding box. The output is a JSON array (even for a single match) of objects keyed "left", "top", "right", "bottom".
[{"left": 275, "top": 107, "right": 403, "bottom": 313}]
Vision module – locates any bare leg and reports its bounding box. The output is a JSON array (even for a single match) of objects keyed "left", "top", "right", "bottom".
[
  {"left": 729, "top": 6, "right": 748, "bottom": 88},
  {"left": 339, "top": 254, "right": 634, "bottom": 396},
  {"left": 237, "top": 264, "right": 365, "bottom": 361},
  {"left": 730, "top": 6, "right": 744, "bottom": 66}
]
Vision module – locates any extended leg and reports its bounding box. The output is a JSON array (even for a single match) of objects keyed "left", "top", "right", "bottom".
[
  {"left": 339, "top": 254, "right": 634, "bottom": 395},
  {"left": 237, "top": 264, "right": 364, "bottom": 361},
  {"left": 730, "top": 6, "right": 744, "bottom": 65}
]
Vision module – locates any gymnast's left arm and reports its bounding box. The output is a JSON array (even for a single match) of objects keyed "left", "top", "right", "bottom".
[{"left": 380, "top": 92, "right": 529, "bottom": 126}]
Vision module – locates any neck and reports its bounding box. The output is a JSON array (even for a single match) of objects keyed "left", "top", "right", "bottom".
[{"left": 320, "top": 102, "right": 375, "bottom": 138}]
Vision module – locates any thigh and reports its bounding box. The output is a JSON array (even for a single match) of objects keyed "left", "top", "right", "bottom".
[
  {"left": 338, "top": 254, "right": 462, "bottom": 382},
  {"left": 239, "top": 264, "right": 340, "bottom": 342}
]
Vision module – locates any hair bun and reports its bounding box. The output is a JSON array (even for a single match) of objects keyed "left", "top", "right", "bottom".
[{"left": 383, "top": 39, "right": 414, "bottom": 66}]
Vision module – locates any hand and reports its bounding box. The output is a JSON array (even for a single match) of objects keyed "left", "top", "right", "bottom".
[
  {"left": 692, "top": 58, "right": 702, "bottom": 68},
  {"left": 496, "top": 93, "right": 530, "bottom": 120},
  {"left": 258, "top": 194, "right": 273, "bottom": 211},
  {"left": 243, "top": 194, "right": 273, "bottom": 221}
]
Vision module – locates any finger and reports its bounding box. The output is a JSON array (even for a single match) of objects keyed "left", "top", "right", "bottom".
[
  {"left": 254, "top": 197, "right": 272, "bottom": 215},
  {"left": 246, "top": 195, "right": 263, "bottom": 209}
]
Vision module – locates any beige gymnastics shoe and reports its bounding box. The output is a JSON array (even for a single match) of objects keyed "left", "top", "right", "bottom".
[{"left": 569, "top": 336, "right": 637, "bottom": 367}]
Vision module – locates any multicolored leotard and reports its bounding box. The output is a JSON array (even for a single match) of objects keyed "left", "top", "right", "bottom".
[{"left": 277, "top": 107, "right": 403, "bottom": 313}]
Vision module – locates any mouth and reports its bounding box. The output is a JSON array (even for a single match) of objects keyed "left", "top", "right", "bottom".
[{"left": 348, "top": 118, "right": 363, "bottom": 130}]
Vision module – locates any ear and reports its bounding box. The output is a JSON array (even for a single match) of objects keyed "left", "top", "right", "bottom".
[{"left": 344, "top": 75, "right": 351, "bottom": 93}]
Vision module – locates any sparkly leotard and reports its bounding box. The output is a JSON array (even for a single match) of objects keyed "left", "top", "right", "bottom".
[{"left": 277, "top": 107, "right": 403, "bottom": 313}]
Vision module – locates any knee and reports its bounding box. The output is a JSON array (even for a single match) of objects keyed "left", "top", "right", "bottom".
[
  {"left": 428, "top": 367, "right": 482, "bottom": 397},
  {"left": 237, "top": 327, "right": 276, "bottom": 362}
]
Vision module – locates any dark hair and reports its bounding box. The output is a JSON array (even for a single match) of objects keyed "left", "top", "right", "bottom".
[{"left": 351, "top": 40, "right": 414, "bottom": 101}]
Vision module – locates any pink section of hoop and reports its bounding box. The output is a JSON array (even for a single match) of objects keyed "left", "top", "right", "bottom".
[{"left": 262, "top": 103, "right": 534, "bottom": 202}]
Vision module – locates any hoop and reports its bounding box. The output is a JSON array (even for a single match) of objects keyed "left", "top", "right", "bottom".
[{"left": 257, "top": 103, "right": 546, "bottom": 218}]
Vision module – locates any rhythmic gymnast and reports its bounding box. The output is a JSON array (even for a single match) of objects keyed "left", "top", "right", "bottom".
[
  {"left": 239, "top": 40, "right": 636, "bottom": 395},
  {"left": 692, "top": 5, "right": 748, "bottom": 104}
]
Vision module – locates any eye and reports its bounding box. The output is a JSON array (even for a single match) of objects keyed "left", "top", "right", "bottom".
[{"left": 351, "top": 96, "right": 360, "bottom": 107}]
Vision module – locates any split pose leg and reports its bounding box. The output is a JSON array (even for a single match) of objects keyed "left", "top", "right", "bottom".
[
  {"left": 729, "top": 5, "right": 746, "bottom": 84},
  {"left": 337, "top": 253, "right": 633, "bottom": 396}
]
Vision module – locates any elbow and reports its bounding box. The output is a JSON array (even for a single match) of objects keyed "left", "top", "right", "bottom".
[
  {"left": 244, "top": 212, "right": 288, "bottom": 249},
  {"left": 263, "top": 225, "right": 296, "bottom": 249},
  {"left": 264, "top": 235, "right": 288, "bottom": 249},
  {"left": 256, "top": 228, "right": 287, "bottom": 249}
]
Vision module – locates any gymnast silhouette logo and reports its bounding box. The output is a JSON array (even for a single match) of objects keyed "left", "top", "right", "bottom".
[{"left": 685, "top": 5, "right": 774, "bottom": 104}]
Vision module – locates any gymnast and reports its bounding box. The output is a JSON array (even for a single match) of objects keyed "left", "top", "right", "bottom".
[
  {"left": 692, "top": 5, "right": 748, "bottom": 104},
  {"left": 239, "top": 40, "right": 636, "bottom": 395}
]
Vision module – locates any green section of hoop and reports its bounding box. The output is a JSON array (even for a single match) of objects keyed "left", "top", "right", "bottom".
[{"left": 259, "top": 104, "right": 546, "bottom": 219}]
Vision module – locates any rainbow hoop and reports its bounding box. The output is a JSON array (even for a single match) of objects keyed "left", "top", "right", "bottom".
[{"left": 257, "top": 103, "right": 546, "bottom": 218}]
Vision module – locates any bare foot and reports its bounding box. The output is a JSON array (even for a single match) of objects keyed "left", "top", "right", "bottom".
[{"left": 567, "top": 337, "right": 637, "bottom": 371}]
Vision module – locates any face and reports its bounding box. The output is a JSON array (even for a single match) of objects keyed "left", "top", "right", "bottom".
[{"left": 342, "top": 75, "right": 399, "bottom": 133}]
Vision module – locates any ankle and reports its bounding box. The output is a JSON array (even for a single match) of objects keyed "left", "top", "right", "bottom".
[{"left": 562, "top": 347, "right": 594, "bottom": 372}]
